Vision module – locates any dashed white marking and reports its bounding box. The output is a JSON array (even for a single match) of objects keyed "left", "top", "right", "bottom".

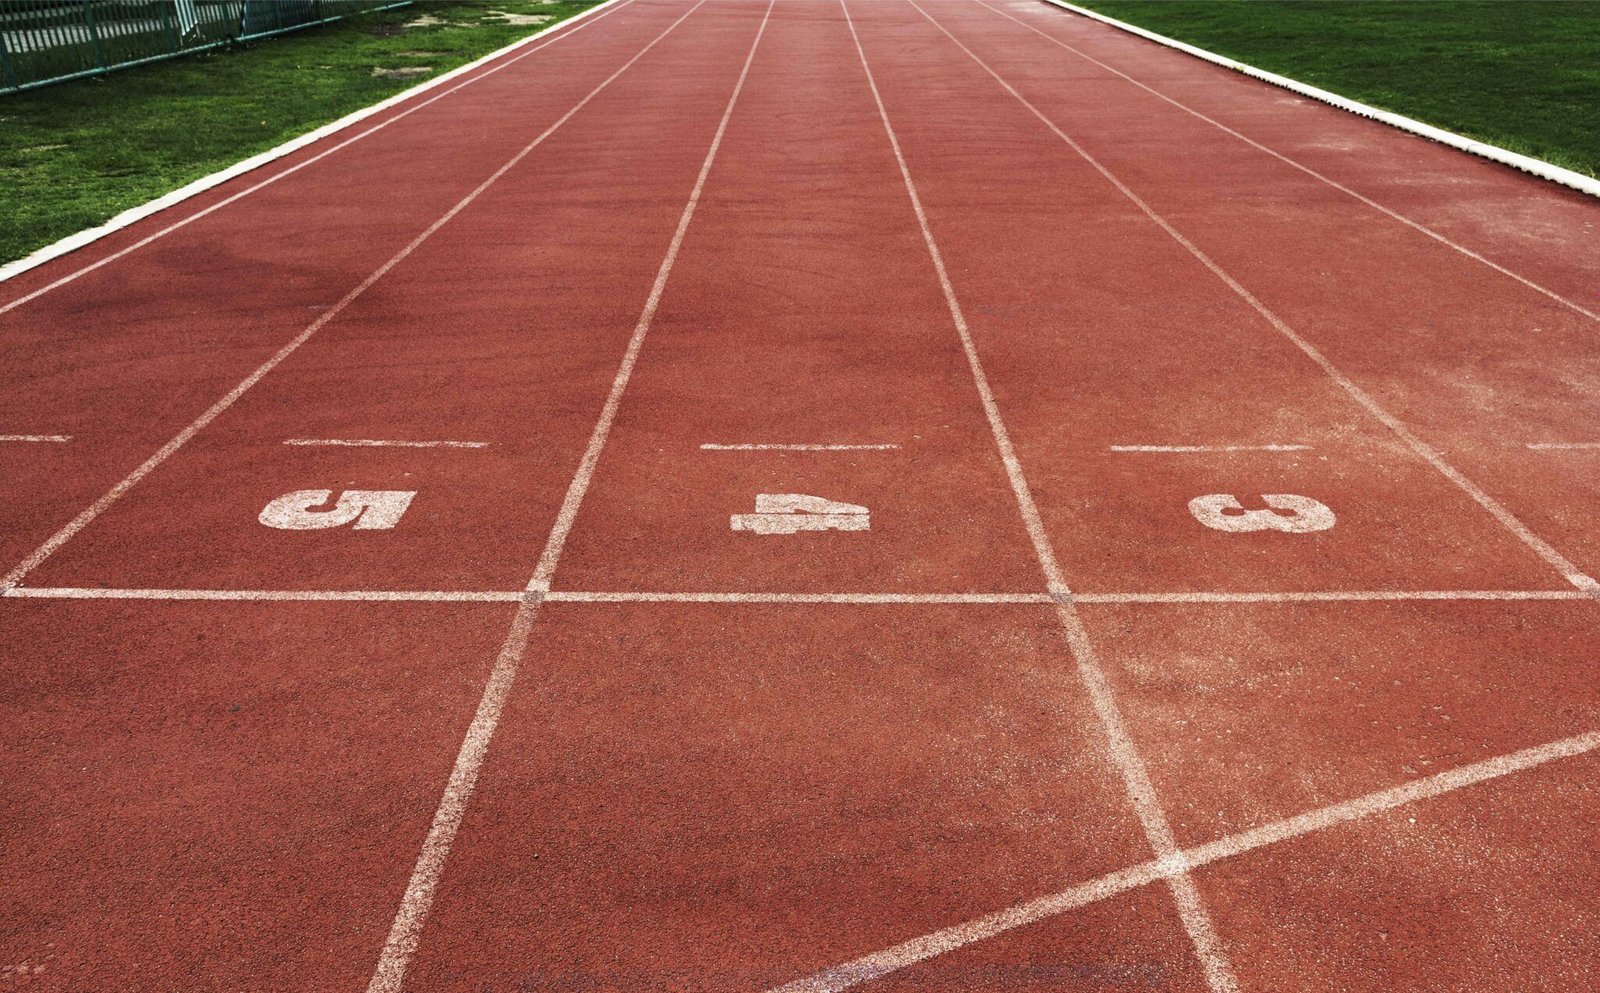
[
  {"left": 0, "top": 434, "right": 71, "bottom": 443},
  {"left": 731, "top": 493, "right": 870, "bottom": 534},
  {"left": 850, "top": 3, "right": 1237, "bottom": 988},
  {"left": 701, "top": 442, "right": 899, "bottom": 451},
  {"left": 1527, "top": 442, "right": 1600, "bottom": 451},
  {"left": 284, "top": 438, "right": 488, "bottom": 449},
  {"left": 912, "top": 0, "right": 1598, "bottom": 597},
  {"left": 258, "top": 489, "right": 415, "bottom": 530},
  {"left": 364, "top": 6, "right": 774, "bottom": 992},
  {"left": 1109, "top": 444, "right": 1308, "bottom": 453},
  {"left": 766, "top": 725, "right": 1600, "bottom": 992},
  {"left": 0, "top": 0, "right": 683, "bottom": 595},
  {"left": 1189, "top": 493, "right": 1336, "bottom": 533},
  {"left": 977, "top": 0, "right": 1600, "bottom": 325}
]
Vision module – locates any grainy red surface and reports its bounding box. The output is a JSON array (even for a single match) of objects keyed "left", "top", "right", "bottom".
[{"left": 5, "top": 0, "right": 1600, "bottom": 990}]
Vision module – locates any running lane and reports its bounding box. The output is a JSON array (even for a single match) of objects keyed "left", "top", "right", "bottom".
[
  {"left": 387, "top": 2, "right": 1205, "bottom": 989},
  {"left": 0, "top": 0, "right": 686, "bottom": 572},
  {"left": 844, "top": 0, "right": 1572, "bottom": 596},
  {"left": 978, "top": 0, "right": 1600, "bottom": 309},
  {"left": 11, "top": 0, "right": 768, "bottom": 593},
  {"left": 923, "top": 0, "right": 1600, "bottom": 584}
]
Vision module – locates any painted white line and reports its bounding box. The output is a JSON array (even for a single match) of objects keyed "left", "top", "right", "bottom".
[
  {"left": 917, "top": 1, "right": 1600, "bottom": 598},
  {"left": 1, "top": 587, "right": 1588, "bottom": 606},
  {"left": 700, "top": 443, "right": 900, "bottom": 450},
  {"left": 0, "top": 3, "right": 698, "bottom": 595},
  {"left": 0, "top": 0, "right": 635, "bottom": 302},
  {"left": 545, "top": 591, "right": 1054, "bottom": 604},
  {"left": 1074, "top": 589, "right": 1589, "bottom": 604},
  {"left": 1527, "top": 442, "right": 1600, "bottom": 451},
  {"left": 284, "top": 438, "right": 489, "bottom": 449},
  {"left": 1028, "top": 2, "right": 1600, "bottom": 203},
  {"left": 767, "top": 725, "right": 1600, "bottom": 992},
  {"left": 364, "top": 6, "right": 775, "bottom": 992},
  {"left": 1109, "top": 444, "right": 1308, "bottom": 453},
  {"left": 999, "top": 1, "right": 1600, "bottom": 324},
  {"left": 2, "top": 587, "right": 522, "bottom": 602},
  {"left": 849, "top": 3, "right": 1236, "bottom": 988},
  {"left": 0, "top": 434, "right": 71, "bottom": 443}
]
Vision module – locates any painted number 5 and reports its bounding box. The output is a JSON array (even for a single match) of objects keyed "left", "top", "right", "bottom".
[
  {"left": 1189, "top": 493, "right": 1335, "bottom": 533},
  {"left": 259, "top": 489, "right": 415, "bottom": 530}
]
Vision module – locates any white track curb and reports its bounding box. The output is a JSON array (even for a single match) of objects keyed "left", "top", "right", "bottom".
[
  {"left": 1038, "top": 0, "right": 1600, "bottom": 200},
  {"left": 0, "top": 0, "right": 627, "bottom": 284}
]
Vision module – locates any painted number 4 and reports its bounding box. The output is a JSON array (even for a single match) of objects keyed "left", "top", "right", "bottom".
[
  {"left": 1189, "top": 493, "right": 1335, "bottom": 533},
  {"left": 259, "top": 489, "right": 415, "bottom": 530},
  {"left": 731, "top": 493, "right": 870, "bottom": 535}
]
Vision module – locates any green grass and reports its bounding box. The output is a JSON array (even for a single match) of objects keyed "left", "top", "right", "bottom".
[
  {"left": 0, "top": 0, "right": 601, "bottom": 265},
  {"left": 1072, "top": 1, "right": 1600, "bottom": 179}
]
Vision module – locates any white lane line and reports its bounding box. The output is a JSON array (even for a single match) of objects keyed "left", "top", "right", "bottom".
[
  {"left": 0, "top": 0, "right": 636, "bottom": 312},
  {"left": 0, "top": 434, "right": 71, "bottom": 443},
  {"left": 2, "top": 587, "right": 1589, "bottom": 605},
  {"left": 979, "top": 0, "right": 1600, "bottom": 326},
  {"left": 546, "top": 591, "right": 1053, "bottom": 604},
  {"left": 1109, "top": 444, "right": 1309, "bottom": 453},
  {"left": 700, "top": 442, "right": 900, "bottom": 451},
  {"left": 364, "top": 6, "right": 775, "bottom": 991},
  {"left": 2, "top": 587, "right": 522, "bottom": 602},
  {"left": 767, "top": 725, "right": 1600, "bottom": 992},
  {"left": 284, "top": 438, "right": 489, "bottom": 449},
  {"left": 848, "top": 3, "right": 1237, "bottom": 989},
  {"left": 917, "top": 2, "right": 1599, "bottom": 598},
  {"left": 1075, "top": 589, "right": 1589, "bottom": 604},
  {"left": 0, "top": 4, "right": 698, "bottom": 595},
  {"left": 1527, "top": 442, "right": 1600, "bottom": 451}
]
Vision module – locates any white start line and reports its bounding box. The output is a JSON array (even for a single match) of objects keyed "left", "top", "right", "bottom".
[
  {"left": 1110, "top": 444, "right": 1310, "bottom": 453},
  {"left": 0, "top": 434, "right": 72, "bottom": 443},
  {"left": 701, "top": 443, "right": 900, "bottom": 451}
]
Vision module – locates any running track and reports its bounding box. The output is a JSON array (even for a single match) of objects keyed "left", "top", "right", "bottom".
[{"left": 4, "top": 1, "right": 1600, "bottom": 989}]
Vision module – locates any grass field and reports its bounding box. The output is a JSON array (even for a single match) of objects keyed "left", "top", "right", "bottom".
[
  {"left": 0, "top": 0, "right": 600, "bottom": 266},
  {"left": 1074, "top": 1, "right": 1600, "bottom": 180}
]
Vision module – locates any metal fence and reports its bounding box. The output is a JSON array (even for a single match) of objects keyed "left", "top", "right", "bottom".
[{"left": 0, "top": 0, "right": 410, "bottom": 93}]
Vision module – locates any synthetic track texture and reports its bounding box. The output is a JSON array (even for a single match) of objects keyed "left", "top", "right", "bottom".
[{"left": 3, "top": 0, "right": 1600, "bottom": 990}]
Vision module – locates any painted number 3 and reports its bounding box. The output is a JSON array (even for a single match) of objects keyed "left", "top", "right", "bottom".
[
  {"left": 259, "top": 489, "right": 415, "bottom": 530},
  {"left": 1189, "top": 493, "right": 1335, "bottom": 533}
]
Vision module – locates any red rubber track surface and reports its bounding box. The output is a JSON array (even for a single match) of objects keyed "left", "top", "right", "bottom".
[{"left": 4, "top": 1, "right": 1600, "bottom": 990}]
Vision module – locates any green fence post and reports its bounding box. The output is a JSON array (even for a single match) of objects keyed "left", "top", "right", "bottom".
[
  {"left": 0, "top": 25, "right": 16, "bottom": 91},
  {"left": 158, "top": 0, "right": 179, "bottom": 54},
  {"left": 82, "top": 0, "right": 107, "bottom": 69}
]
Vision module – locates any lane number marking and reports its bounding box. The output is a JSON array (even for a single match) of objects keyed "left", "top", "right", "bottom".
[
  {"left": 731, "top": 493, "right": 870, "bottom": 535},
  {"left": 259, "top": 489, "right": 416, "bottom": 531},
  {"left": 1189, "top": 493, "right": 1335, "bottom": 533}
]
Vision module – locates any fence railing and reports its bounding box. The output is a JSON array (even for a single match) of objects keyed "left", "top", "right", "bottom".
[{"left": 0, "top": 0, "right": 410, "bottom": 93}]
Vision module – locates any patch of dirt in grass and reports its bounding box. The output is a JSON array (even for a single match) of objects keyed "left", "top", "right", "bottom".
[
  {"left": 371, "top": 65, "right": 433, "bottom": 79},
  {"left": 403, "top": 14, "right": 444, "bottom": 28},
  {"left": 483, "top": 10, "right": 552, "bottom": 26}
]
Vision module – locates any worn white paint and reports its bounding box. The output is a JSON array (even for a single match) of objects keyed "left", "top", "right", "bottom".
[
  {"left": 731, "top": 493, "right": 870, "bottom": 534},
  {"left": 767, "top": 724, "right": 1600, "bottom": 992},
  {"left": 259, "top": 489, "right": 415, "bottom": 530},
  {"left": 1189, "top": 493, "right": 1335, "bottom": 533},
  {"left": 0, "top": 434, "right": 71, "bottom": 443},
  {"left": 1110, "top": 444, "right": 1308, "bottom": 453},
  {"left": 284, "top": 438, "right": 488, "bottom": 449},
  {"left": 701, "top": 443, "right": 899, "bottom": 451}
]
